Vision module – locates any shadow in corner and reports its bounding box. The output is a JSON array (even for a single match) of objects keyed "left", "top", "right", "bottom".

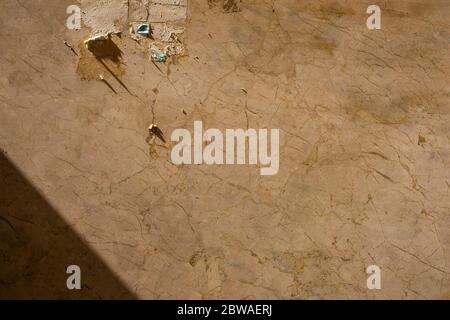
[{"left": 0, "top": 153, "right": 136, "bottom": 300}]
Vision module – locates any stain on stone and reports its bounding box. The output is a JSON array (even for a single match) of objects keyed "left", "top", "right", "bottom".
[
  {"left": 77, "top": 34, "right": 125, "bottom": 81},
  {"left": 303, "top": 1, "right": 356, "bottom": 19},
  {"left": 347, "top": 90, "right": 412, "bottom": 124},
  {"left": 208, "top": 0, "right": 241, "bottom": 13},
  {"left": 223, "top": 0, "right": 241, "bottom": 13},
  {"left": 308, "top": 34, "right": 337, "bottom": 55},
  {"left": 408, "top": 2, "right": 437, "bottom": 17},
  {"left": 189, "top": 250, "right": 205, "bottom": 267}
]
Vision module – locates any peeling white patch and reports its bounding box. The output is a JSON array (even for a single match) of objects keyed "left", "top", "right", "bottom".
[{"left": 81, "top": 0, "right": 128, "bottom": 36}]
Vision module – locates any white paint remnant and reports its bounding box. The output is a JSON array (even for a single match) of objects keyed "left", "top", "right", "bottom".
[{"left": 80, "top": 0, "right": 128, "bottom": 37}]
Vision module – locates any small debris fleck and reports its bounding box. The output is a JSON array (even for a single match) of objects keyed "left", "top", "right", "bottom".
[
  {"left": 418, "top": 135, "right": 426, "bottom": 146},
  {"left": 149, "top": 124, "right": 166, "bottom": 143}
]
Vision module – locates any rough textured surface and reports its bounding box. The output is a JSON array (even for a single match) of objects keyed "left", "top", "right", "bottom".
[
  {"left": 0, "top": 0, "right": 450, "bottom": 299},
  {"left": 81, "top": 0, "right": 128, "bottom": 36}
]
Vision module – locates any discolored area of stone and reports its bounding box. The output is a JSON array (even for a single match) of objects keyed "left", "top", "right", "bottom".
[
  {"left": 0, "top": 0, "right": 449, "bottom": 300},
  {"left": 77, "top": 34, "right": 125, "bottom": 81}
]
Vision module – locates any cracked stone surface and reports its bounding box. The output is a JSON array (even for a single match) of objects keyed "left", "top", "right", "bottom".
[{"left": 1, "top": 0, "right": 450, "bottom": 299}]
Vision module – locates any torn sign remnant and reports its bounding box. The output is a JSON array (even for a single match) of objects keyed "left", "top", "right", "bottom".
[{"left": 136, "top": 23, "right": 151, "bottom": 36}]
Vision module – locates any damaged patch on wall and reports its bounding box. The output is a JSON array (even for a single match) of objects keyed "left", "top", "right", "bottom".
[
  {"left": 76, "top": 0, "right": 188, "bottom": 81},
  {"left": 128, "top": 0, "right": 188, "bottom": 61}
]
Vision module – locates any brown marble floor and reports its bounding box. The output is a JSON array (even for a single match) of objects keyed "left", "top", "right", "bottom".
[{"left": 0, "top": 0, "right": 449, "bottom": 299}]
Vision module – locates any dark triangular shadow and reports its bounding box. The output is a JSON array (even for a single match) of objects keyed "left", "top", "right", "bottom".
[{"left": 0, "top": 153, "right": 136, "bottom": 300}]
